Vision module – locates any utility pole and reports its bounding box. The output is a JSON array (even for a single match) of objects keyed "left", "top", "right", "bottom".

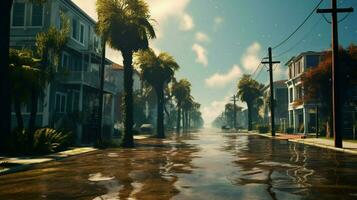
[
  {"left": 231, "top": 95, "right": 238, "bottom": 130},
  {"left": 262, "top": 47, "right": 280, "bottom": 137},
  {"left": 317, "top": 0, "right": 353, "bottom": 148}
]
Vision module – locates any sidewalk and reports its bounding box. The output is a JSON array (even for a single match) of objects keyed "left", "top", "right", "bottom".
[
  {"left": 0, "top": 147, "right": 97, "bottom": 176},
  {"left": 252, "top": 132, "right": 357, "bottom": 155}
]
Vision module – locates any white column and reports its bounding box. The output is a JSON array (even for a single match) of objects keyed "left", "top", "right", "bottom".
[{"left": 303, "top": 107, "right": 308, "bottom": 135}]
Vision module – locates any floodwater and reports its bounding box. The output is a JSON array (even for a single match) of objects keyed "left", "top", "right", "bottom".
[{"left": 1, "top": 129, "right": 357, "bottom": 200}]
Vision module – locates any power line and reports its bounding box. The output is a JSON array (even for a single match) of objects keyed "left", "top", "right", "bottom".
[
  {"left": 272, "top": 0, "right": 324, "bottom": 50},
  {"left": 274, "top": 16, "right": 323, "bottom": 59}
]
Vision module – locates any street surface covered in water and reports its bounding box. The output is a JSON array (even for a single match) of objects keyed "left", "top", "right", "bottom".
[{"left": 1, "top": 129, "right": 357, "bottom": 200}]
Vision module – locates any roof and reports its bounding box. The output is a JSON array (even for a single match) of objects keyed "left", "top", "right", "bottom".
[
  {"left": 112, "top": 63, "right": 124, "bottom": 70},
  {"left": 285, "top": 51, "right": 325, "bottom": 66}
]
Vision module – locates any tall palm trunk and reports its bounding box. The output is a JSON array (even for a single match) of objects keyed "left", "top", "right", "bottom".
[
  {"left": 247, "top": 103, "right": 253, "bottom": 131},
  {"left": 29, "top": 48, "right": 48, "bottom": 141},
  {"left": 176, "top": 103, "right": 181, "bottom": 133},
  {"left": 121, "top": 50, "right": 134, "bottom": 147},
  {"left": 0, "top": 0, "right": 13, "bottom": 151},
  {"left": 14, "top": 97, "right": 24, "bottom": 130},
  {"left": 156, "top": 86, "right": 165, "bottom": 138}
]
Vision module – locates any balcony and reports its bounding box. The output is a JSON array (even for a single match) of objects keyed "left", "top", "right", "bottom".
[{"left": 55, "top": 71, "right": 117, "bottom": 94}]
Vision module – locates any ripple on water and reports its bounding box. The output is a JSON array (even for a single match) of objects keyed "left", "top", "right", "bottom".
[{"left": 89, "top": 173, "right": 122, "bottom": 200}]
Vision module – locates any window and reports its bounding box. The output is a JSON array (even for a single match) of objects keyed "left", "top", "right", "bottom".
[
  {"left": 55, "top": 92, "right": 67, "bottom": 113},
  {"left": 289, "top": 66, "right": 292, "bottom": 79},
  {"left": 31, "top": 3, "right": 43, "bottom": 26},
  {"left": 79, "top": 23, "right": 85, "bottom": 44},
  {"left": 289, "top": 88, "right": 293, "bottom": 103},
  {"left": 12, "top": 2, "right": 26, "bottom": 27},
  {"left": 72, "top": 18, "right": 78, "bottom": 40}
]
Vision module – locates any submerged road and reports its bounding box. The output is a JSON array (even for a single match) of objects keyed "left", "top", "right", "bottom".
[{"left": 1, "top": 129, "right": 357, "bottom": 200}]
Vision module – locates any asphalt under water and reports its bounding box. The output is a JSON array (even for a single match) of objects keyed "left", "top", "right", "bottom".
[{"left": 1, "top": 129, "right": 357, "bottom": 200}]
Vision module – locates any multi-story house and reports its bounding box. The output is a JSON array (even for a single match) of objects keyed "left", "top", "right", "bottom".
[
  {"left": 10, "top": 0, "right": 117, "bottom": 144},
  {"left": 285, "top": 51, "right": 324, "bottom": 134},
  {"left": 260, "top": 80, "right": 288, "bottom": 132}
]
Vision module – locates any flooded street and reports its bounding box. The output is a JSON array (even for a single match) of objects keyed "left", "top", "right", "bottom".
[{"left": 1, "top": 129, "right": 357, "bottom": 200}]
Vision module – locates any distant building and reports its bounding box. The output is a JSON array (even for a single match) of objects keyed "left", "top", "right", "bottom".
[
  {"left": 111, "top": 63, "right": 142, "bottom": 133},
  {"left": 260, "top": 80, "right": 288, "bottom": 132},
  {"left": 9, "top": 0, "right": 117, "bottom": 144},
  {"left": 285, "top": 51, "right": 324, "bottom": 134}
]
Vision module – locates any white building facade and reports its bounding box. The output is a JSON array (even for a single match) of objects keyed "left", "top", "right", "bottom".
[{"left": 286, "top": 51, "right": 323, "bottom": 134}]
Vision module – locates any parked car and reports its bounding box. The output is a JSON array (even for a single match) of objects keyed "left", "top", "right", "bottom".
[
  {"left": 221, "top": 125, "right": 231, "bottom": 130},
  {"left": 140, "top": 124, "right": 154, "bottom": 134}
]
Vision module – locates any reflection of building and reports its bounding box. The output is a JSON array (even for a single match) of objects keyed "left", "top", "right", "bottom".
[
  {"left": 285, "top": 51, "right": 323, "bottom": 134},
  {"left": 9, "top": 0, "right": 117, "bottom": 144},
  {"left": 261, "top": 80, "right": 288, "bottom": 131}
]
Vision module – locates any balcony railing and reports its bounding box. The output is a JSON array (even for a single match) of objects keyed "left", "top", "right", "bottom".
[{"left": 55, "top": 71, "right": 117, "bottom": 93}]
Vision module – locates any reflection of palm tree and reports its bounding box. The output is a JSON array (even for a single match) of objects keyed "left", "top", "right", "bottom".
[
  {"left": 136, "top": 49, "right": 179, "bottom": 138},
  {"left": 96, "top": 0, "right": 156, "bottom": 147}
]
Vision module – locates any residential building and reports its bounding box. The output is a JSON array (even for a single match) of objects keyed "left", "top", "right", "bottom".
[
  {"left": 260, "top": 80, "right": 288, "bottom": 132},
  {"left": 10, "top": 0, "right": 117, "bottom": 144},
  {"left": 285, "top": 51, "right": 324, "bottom": 134},
  {"left": 111, "top": 63, "right": 142, "bottom": 134}
]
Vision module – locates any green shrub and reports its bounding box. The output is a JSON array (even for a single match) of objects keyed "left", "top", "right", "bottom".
[
  {"left": 286, "top": 127, "right": 294, "bottom": 134},
  {"left": 257, "top": 125, "right": 269, "bottom": 133},
  {"left": 33, "top": 128, "right": 72, "bottom": 154}
]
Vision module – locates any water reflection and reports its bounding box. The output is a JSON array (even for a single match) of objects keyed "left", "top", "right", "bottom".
[{"left": 1, "top": 130, "right": 357, "bottom": 200}]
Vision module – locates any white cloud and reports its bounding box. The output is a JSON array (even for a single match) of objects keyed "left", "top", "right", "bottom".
[
  {"left": 214, "top": 16, "right": 224, "bottom": 25},
  {"left": 241, "top": 42, "right": 262, "bottom": 73},
  {"left": 213, "top": 16, "right": 224, "bottom": 30},
  {"left": 195, "top": 32, "right": 210, "bottom": 43},
  {"left": 205, "top": 65, "right": 242, "bottom": 88},
  {"left": 180, "top": 13, "right": 194, "bottom": 31},
  {"left": 202, "top": 96, "right": 231, "bottom": 126},
  {"left": 273, "top": 64, "right": 288, "bottom": 80},
  {"left": 192, "top": 43, "right": 208, "bottom": 66},
  {"left": 149, "top": 0, "right": 194, "bottom": 36}
]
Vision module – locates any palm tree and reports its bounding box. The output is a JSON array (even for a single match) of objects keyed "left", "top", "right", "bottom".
[
  {"left": 237, "top": 74, "right": 263, "bottom": 131},
  {"left": 27, "top": 13, "right": 69, "bottom": 137},
  {"left": 9, "top": 49, "right": 41, "bottom": 130},
  {"left": 172, "top": 79, "right": 191, "bottom": 133},
  {"left": 136, "top": 49, "right": 179, "bottom": 138},
  {"left": 0, "top": 1, "right": 49, "bottom": 150},
  {"left": 96, "top": 0, "right": 156, "bottom": 147}
]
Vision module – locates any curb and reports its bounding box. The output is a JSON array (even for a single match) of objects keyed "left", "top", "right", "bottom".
[
  {"left": 0, "top": 147, "right": 97, "bottom": 176},
  {"left": 251, "top": 132, "right": 357, "bottom": 155}
]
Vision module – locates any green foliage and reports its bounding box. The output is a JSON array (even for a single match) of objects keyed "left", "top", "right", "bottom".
[
  {"left": 33, "top": 128, "right": 72, "bottom": 154},
  {"left": 96, "top": 0, "right": 156, "bottom": 52},
  {"left": 286, "top": 127, "right": 294, "bottom": 134},
  {"left": 36, "top": 12, "right": 70, "bottom": 67},
  {"left": 9, "top": 48, "right": 42, "bottom": 102},
  {"left": 257, "top": 125, "right": 269, "bottom": 133},
  {"left": 135, "top": 49, "right": 179, "bottom": 90}
]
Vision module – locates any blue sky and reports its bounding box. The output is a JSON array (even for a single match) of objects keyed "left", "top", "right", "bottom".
[{"left": 73, "top": 0, "right": 357, "bottom": 125}]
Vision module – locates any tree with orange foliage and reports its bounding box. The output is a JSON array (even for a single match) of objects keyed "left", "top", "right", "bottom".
[{"left": 302, "top": 44, "right": 357, "bottom": 137}]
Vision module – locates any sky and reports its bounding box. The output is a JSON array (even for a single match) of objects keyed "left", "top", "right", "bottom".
[{"left": 72, "top": 0, "right": 357, "bottom": 125}]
